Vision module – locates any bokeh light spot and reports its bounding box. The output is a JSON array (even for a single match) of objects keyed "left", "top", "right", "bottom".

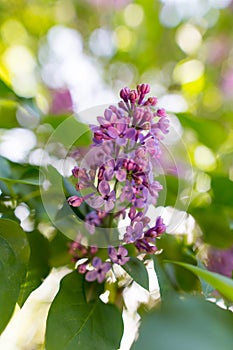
[
  {"left": 124, "top": 4, "right": 144, "bottom": 28},
  {"left": 114, "top": 26, "right": 135, "bottom": 51},
  {"left": 89, "top": 28, "right": 115, "bottom": 57},
  {"left": 194, "top": 145, "right": 216, "bottom": 171},
  {"left": 176, "top": 24, "right": 202, "bottom": 55},
  {"left": 173, "top": 60, "right": 204, "bottom": 84},
  {"left": 1, "top": 19, "right": 28, "bottom": 45}
]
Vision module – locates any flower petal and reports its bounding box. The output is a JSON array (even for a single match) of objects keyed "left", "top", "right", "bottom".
[
  {"left": 91, "top": 196, "right": 104, "bottom": 208},
  {"left": 98, "top": 180, "right": 110, "bottom": 196},
  {"left": 92, "top": 257, "right": 102, "bottom": 268},
  {"left": 107, "top": 127, "right": 119, "bottom": 139},
  {"left": 116, "top": 169, "right": 126, "bottom": 182},
  {"left": 85, "top": 270, "right": 98, "bottom": 282},
  {"left": 118, "top": 246, "right": 128, "bottom": 257}
]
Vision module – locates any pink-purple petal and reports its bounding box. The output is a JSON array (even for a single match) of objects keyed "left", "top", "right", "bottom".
[
  {"left": 116, "top": 169, "right": 126, "bottom": 182},
  {"left": 92, "top": 257, "right": 102, "bottom": 268},
  {"left": 85, "top": 270, "right": 98, "bottom": 282},
  {"left": 98, "top": 180, "right": 110, "bottom": 196},
  {"left": 107, "top": 127, "right": 119, "bottom": 138}
]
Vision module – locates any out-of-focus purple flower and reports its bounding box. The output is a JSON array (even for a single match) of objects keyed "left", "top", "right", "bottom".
[
  {"left": 50, "top": 89, "right": 73, "bottom": 115},
  {"left": 221, "top": 68, "right": 233, "bottom": 98},
  {"left": 207, "top": 246, "right": 233, "bottom": 278},
  {"left": 108, "top": 246, "right": 130, "bottom": 265},
  {"left": 206, "top": 36, "right": 230, "bottom": 66},
  {"left": 85, "top": 257, "right": 111, "bottom": 283}
]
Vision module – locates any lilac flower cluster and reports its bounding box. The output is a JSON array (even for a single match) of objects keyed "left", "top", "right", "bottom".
[{"left": 68, "top": 84, "right": 169, "bottom": 283}]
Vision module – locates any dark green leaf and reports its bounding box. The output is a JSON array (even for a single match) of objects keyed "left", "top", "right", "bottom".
[
  {"left": 133, "top": 296, "right": 233, "bottom": 350},
  {"left": 212, "top": 176, "right": 233, "bottom": 207},
  {"left": 156, "top": 234, "right": 200, "bottom": 292},
  {"left": 49, "top": 231, "right": 71, "bottom": 267},
  {"left": 18, "top": 230, "right": 50, "bottom": 306},
  {"left": 123, "top": 257, "right": 149, "bottom": 290},
  {"left": 152, "top": 255, "right": 176, "bottom": 300},
  {"left": 191, "top": 205, "right": 233, "bottom": 247},
  {"left": 0, "top": 219, "right": 30, "bottom": 332},
  {"left": 46, "top": 271, "right": 123, "bottom": 350}
]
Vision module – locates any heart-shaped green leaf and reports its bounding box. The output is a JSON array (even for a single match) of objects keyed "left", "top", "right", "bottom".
[{"left": 46, "top": 271, "right": 123, "bottom": 350}]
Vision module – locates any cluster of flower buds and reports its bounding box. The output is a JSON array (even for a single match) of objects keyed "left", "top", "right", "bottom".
[{"left": 68, "top": 84, "right": 169, "bottom": 283}]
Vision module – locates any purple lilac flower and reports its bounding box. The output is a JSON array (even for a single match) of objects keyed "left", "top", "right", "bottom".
[
  {"left": 85, "top": 211, "right": 102, "bottom": 234},
  {"left": 50, "top": 89, "right": 73, "bottom": 115},
  {"left": 144, "top": 216, "right": 166, "bottom": 239},
  {"left": 104, "top": 159, "right": 126, "bottom": 182},
  {"left": 124, "top": 221, "right": 144, "bottom": 243},
  {"left": 207, "top": 246, "right": 233, "bottom": 278},
  {"left": 108, "top": 246, "right": 130, "bottom": 265},
  {"left": 67, "top": 195, "right": 84, "bottom": 207},
  {"left": 85, "top": 257, "right": 111, "bottom": 283},
  {"left": 67, "top": 83, "right": 169, "bottom": 283},
  {"left": 90, "top": 180, "right": 116, "bottom": 212}
]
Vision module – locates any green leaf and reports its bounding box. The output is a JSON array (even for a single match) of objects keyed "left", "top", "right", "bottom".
[
  {"left": 212, "top": 176, "right": 233, "bottom": 207},
  {"left": 0, "top": 219, "right": 30, "bottom": 332},
  {"left": 0, "top": 176, "right": 40, "bottom": 186},
  {"left": 18, "top": 230, "right": 50, "bottom": 306},
  {"left": 177, "top": 113, "right": 227, "bottom": 151},
  {"left": 0, "top": 100, "right": 18, "bottom": 129},
  {"left": 0, "top": 157, "right": 40, "bottom": 186},
  {"left": 49, "top": 231, "right": 71, "bottom": 267},
  {"left": 123, "top": 257, "right": 149, "bottom": 290},
  {"left": 0, "top": 79, "right": 17, "bottom": 100},
  {"left": 46, "top": 271, "right": 123, "bottom": 350},
  {"left": 133, "top": 296, "right": 233, "bottom": 350},
  {"left": 191, "top": 205, "right": 233, "bottom": 247},
  {"left": 152, "top": 255, "right": 176, "bottom": 300},
  {"left": 156, "top": 234, "right": 200, "bottom": 292},
  {"left": 169, "top": 261, "right": 233, "bottom": 302},
  {"left": 42, "top": 115, "right": 92, "bottom": 146}
]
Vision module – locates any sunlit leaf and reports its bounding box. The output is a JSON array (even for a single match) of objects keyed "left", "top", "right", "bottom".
[{"left": 169, "top": 261, "right": 233, "bottom": 302}]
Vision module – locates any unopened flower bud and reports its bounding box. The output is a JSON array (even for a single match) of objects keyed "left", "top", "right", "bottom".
[
  {"left": 120, "top": 87, "right": 130, "bottom": 102},
  {"left": 78, "top": 263, "right": 87, "bottom": 274},
  {"left": 67, "top": 196, "right": 84, "bottom": 207},
  {"left": 129, "top": 90, "right": 138, "bottom": 104},
  {"left": 157, "top": 108, "right": 167, "bottom": 117}
]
